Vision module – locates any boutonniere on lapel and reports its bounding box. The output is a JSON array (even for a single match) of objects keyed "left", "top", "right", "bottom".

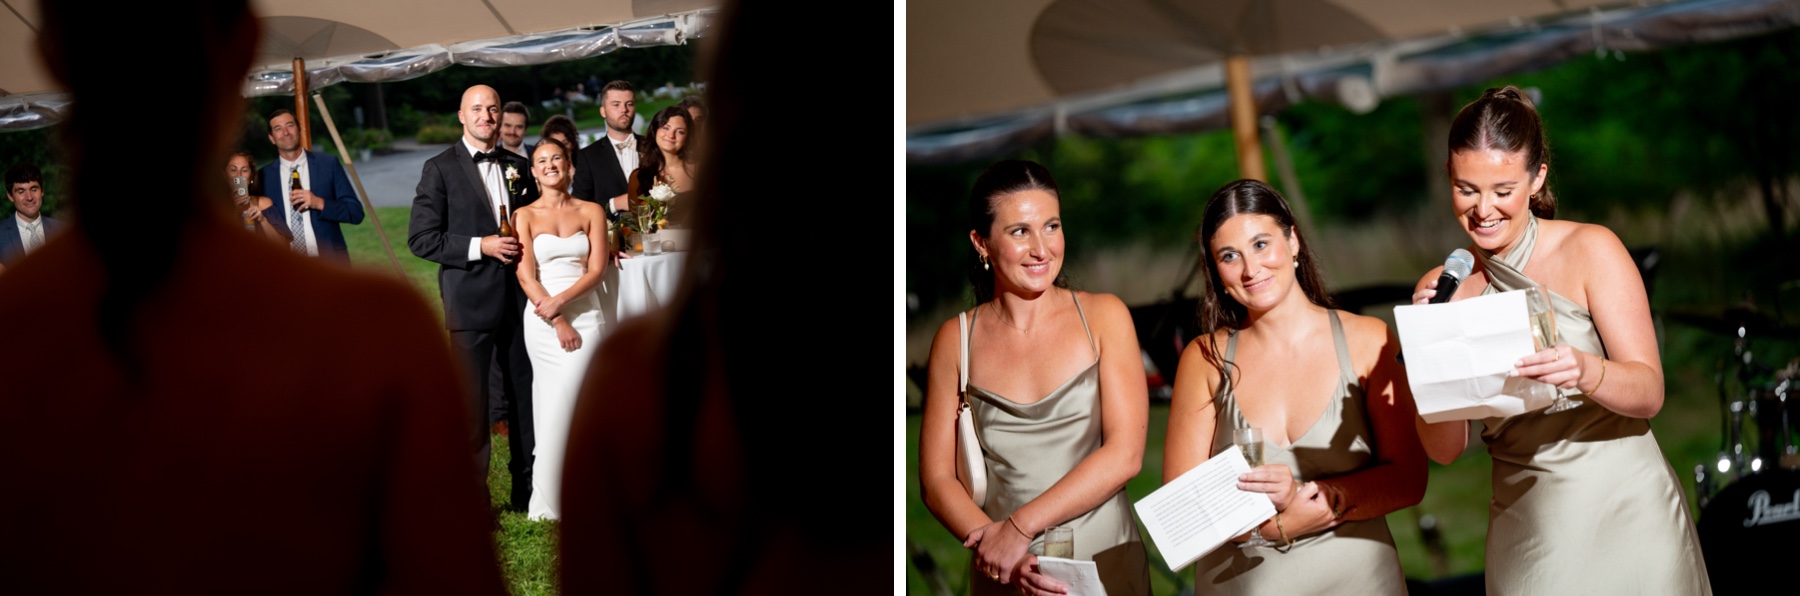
[{"left": 505, "top": 163, "right": 527, "bottom": 196}]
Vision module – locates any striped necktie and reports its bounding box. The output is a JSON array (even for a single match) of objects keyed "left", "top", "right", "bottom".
[
  {"left": 288, "top": 165, "right": 309, "bottom": 254},
  {"left": 21, "top": 220, "right": 42, "bottom": 253}
]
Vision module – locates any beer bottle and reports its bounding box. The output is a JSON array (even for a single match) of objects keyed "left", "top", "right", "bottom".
[
  {"left": 498, "top": 205, "right": 515, "bottom": 238},
  {"left": 288, "top": 167, "right": 305, "bottom": 212}
]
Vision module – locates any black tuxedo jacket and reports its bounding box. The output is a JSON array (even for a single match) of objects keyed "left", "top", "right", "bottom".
[
  {"left": 570, "top": 133, "right": 648, "bottom": 208},
  {"left": 407, "top": 144, "right": 540, "bottom": 331}
]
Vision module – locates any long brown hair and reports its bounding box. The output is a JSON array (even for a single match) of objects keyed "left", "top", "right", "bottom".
[
  {"left": 1193, "top": 180, "right": 1334, "bottom": 384},
  {"left": 1448, "top": 86, "right": 1556, "bottom": 219}
]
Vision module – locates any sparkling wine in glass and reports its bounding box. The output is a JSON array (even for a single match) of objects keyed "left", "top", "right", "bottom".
[
  {"left": 1043, "top": 526, "right": 1074, "bottom": 558},
  {"left": 1233, "top": 427, "right": 1278, "bottom": 548},
  {"left": 1526, "top": 286, "right": 1581, "bottom": 413},
  {"left": 1235, "top": 427, "right": 1265, "bottom": 468}
]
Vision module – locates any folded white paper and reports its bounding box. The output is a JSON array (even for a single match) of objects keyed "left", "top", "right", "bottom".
[
  {"left": 1393, "top": 290, "right": 1556, "bottom": 423},
  {"left": 1131, "top": 446, "right": 1274, "bottom": 572},
  {"left": 1035, "top": 557, "right": 1107, "bottom": 595}
]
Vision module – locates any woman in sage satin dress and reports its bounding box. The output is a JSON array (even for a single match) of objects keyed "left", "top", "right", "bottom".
[
  {"left": 919, "top": 160, "right": 1151, "bottom": 596},
  {"left": 1412, "top": 86, "right": 1710, "bottom": 595},
  {"left": 1165, "top": 180, "right": 1427, "bottom": 594}
]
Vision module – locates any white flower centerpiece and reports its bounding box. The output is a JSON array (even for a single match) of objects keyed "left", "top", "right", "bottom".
[{"left": 623, "top": 178, "right": 678, "bottom": 253}]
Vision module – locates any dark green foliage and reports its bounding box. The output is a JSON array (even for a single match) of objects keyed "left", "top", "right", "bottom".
[{"left": 906, "top": 28, "right": 1800, "bottom": 313}]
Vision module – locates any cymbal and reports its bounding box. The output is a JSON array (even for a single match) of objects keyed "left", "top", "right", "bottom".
[{"left": 1665, "top": 305, "right": 1800, "bottom": 340}]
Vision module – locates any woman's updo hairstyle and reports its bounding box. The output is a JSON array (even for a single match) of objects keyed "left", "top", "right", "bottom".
[
  {"left": 966, "top": 160, "right": 1068, "bottom": 304},
  {"left": 1447, "top": 85, "right": 1556, "bottom": 219}
]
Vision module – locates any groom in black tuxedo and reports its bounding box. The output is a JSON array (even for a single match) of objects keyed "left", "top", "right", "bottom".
[{"left": 407, "top": 84, "right": 539, "bottom": 511}]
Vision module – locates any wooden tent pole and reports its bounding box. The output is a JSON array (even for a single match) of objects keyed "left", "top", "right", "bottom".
[
  {"left": 313, "top": 93, "right": 406, "bottom": 278},
  {"left": 1226, "top": 54, "right": 1265, "bottom": 182},
  {"left": 293, "top": 58, "right": 311, "bottom": 151}
]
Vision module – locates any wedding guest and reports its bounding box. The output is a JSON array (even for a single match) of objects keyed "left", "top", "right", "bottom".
[
  {"left": 1412, "top": 86, "right": 1709, "bottom": 594},
  {"left": 0, "top": 1, "right": 504, "bottom": 591},
  {"left": 674, "top": 96, "right": 707, "bottom": 158},
  {"left": 627, "top": 106, "right": 697, "bottom": 204},
  {"left": 408, "top": 84, "right": 540, "bottom": 513},
  {"left": 1164, "top": 179, "right": 1426, "bottom": 595},
  {"left": 570, "top": 80, "right": 646, "bottom": 217},
  {"left": 539, "top": 115, "right": 581, "bottom": 167},
  {"left": 0, "top": 163, "right": 64, "bottom": 267},
  {"left": 676, "top": 96, "right": 702, "bottom": 128},
  {"left": 226, "top": 150, "right": 290, "bottom": 244},
  {"left": 500, "top": 101, "right": 534, "bottom": 159},
  {"left": 261, "top": 108, "right": 366, "bottom": 262},
  {"left": 916, "top": 160, "right": 1151, "bottom": 596},
  {"left": 560, "top": 0, "right": 887, "bottom": 591},
  {"left": 513, "top": 138, "right": 608, "bottom": 521}
]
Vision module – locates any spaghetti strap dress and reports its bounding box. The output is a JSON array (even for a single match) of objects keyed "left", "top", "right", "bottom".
[
  {"left": 1476, "top": 216, "right": 1710, "bottom": 595},
  {"left": 963, "top": 292, "right": 1151, "bottom": 596},
  {"left": 1190, "top": 309, "right": 1408, "bottom": 595}
]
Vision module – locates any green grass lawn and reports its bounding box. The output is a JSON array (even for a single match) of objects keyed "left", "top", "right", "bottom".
[{"left": 344, "top": 208, "right": 557, "bottom": 595}]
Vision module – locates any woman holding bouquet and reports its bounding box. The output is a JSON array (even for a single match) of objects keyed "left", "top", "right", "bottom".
[
  {"left": 919, "top": 160, "right": 1150, "bottom": 596},
  {"left": 513, "top": 137, "right": 610, "bottom": 521}
]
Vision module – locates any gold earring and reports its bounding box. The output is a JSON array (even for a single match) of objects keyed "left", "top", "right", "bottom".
[
  {"left": 1293, "top": 256, "right": 1299, "bottom": 268},
  {"left": 980, "top": 254, "right": 989, "bottom": 270}
]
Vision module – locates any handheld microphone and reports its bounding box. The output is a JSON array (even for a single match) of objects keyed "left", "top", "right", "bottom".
[{"left": 1430, "top": 249, "right": 1475, "bottom": 304}]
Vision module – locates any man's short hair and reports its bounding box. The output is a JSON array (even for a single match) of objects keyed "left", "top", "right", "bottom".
[
  {"left": 675, "top": 96, "right": 706, "bottom": 113},
  {"left": 266, "top": 108, "right": 295, "bottom": 130},
  {"left": 502, "top": 101, "right": 529, "bottom": 120},
  {"left": 5, "top": 163, "right": 42, "bottom": 189},
  {"left": 601, "top": 80, "right": 635, "bottom": 97}
]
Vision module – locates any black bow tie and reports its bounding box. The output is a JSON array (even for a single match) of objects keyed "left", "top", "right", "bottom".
[{"left": 473, "top": 150, "right": 505, "bottom": 163}]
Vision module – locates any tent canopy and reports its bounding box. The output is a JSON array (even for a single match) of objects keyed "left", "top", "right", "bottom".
[
  {"left": 0, "top": 0, "right": 720, "bottom": 129},
  {"left": 906, "top": 0, "right": 1800, "bottom": 164}
]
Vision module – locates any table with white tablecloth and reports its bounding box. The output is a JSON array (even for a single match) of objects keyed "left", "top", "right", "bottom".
[{"left": 596, "top": 249, "right": 687, "bottom": 331}]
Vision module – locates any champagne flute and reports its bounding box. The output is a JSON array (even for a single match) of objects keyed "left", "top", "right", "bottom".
[
  {"left": 1042, "top": 526, "right": 1074, "bottom": 559},
  {"left": 1526, "top": 286, "right": 1582, "bottom": 413},
  {"left": 1234, "top": 427, "right": 1278, "bottom": 548}
]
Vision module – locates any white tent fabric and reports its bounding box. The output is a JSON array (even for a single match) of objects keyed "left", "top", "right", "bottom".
[
  {"left": 906, "top": 0, "right": 1800, "bottom": 164},
  {"left": 0, "top": 0, "right": 719, "bottom": 130}
]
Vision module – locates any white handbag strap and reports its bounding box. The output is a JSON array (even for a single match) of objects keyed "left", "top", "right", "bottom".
[{"left": 957, "top": 312, "right": 970, "bottom": 399}]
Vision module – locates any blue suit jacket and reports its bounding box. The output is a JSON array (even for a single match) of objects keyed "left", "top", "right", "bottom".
[
  {"left": 0, "top": 213, "right": 64, "bottom": 267},
  {"left": 260, "top": 150, "right": 365, "bottom": 262}
]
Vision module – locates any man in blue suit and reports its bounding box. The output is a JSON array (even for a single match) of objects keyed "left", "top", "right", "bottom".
[
  {"left": 261, "top": 109, "right": 364, "bottom": 263},
  {"left": 0, "top": 163, "right": 65, "bottom": 267}
]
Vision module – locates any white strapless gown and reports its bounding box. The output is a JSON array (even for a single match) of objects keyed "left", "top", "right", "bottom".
[{"left": 522, "top": 231, "right": 603, "bottom": 521}]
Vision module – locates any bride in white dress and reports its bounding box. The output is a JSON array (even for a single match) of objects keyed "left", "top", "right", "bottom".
[{"left": 514, "top": 138, "right": 610, "bottom": 521}]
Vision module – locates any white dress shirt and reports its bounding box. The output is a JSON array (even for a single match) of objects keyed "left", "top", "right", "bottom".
[
  {"left": 607, "top": 131, "right": 640, "bottom": 212},
  {"left": 277, "top": 153, "right": 320, "bottom": 256},
  {"left": 463, "top": 138, "right": 513, "bottom": 263}
]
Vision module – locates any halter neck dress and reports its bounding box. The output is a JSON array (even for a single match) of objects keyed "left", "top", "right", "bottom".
[
  {"left": 1474, "top": 216, "right": 1709, "bottom": 594},
  {"left": 1191, "top": 310, "right": 1408, "bottom": 595},
  {"left": 963, "top": 292, "right": 1150, "bottom": 596}
]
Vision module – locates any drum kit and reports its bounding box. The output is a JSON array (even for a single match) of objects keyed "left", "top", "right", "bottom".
[{"left": 1668, "top": 304, "right": 1800, "bottom": 594}]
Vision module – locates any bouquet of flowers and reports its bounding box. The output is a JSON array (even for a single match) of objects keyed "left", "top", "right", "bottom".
[{"left": 624, "top": 179, "right": 677, "bottom": 235}]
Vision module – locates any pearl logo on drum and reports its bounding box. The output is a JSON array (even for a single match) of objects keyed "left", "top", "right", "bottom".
[{"left": 1742, "top": 489, "right": 1800, "bottom": 527}]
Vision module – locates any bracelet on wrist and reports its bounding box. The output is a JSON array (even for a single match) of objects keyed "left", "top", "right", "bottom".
[
  {"left": 1006, "top": 516, "right": 1031, "bottom": 540},
  {"left": 1589, "top": 358, "right": 1608, "bottom": 394}
]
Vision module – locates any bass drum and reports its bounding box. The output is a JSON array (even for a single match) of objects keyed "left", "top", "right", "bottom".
[{"left": 1697, "top": 468, "right": 1800, "bottom": 594}]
